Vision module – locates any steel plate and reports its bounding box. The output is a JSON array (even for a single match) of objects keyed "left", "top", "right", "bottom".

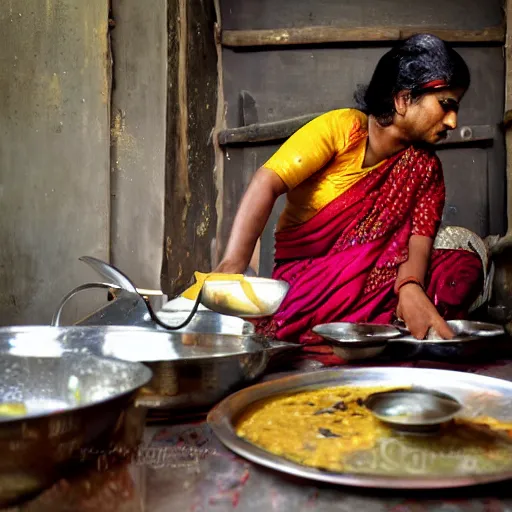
[
  {"left": 312, "top": 323, "right": 402, "bottom": 345},
  {"left": 208, "top": 367, "right": 512, "bottom": 489}
]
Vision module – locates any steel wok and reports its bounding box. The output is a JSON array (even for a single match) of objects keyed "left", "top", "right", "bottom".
[{"left": 0, "top": 325, "right": 300, "bottom": 412}]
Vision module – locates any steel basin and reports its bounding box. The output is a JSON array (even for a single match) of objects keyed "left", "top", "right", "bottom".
[
  {"left": 0, "top": 326, "right": 300, "bottom": 413},
  {"left": 0, "top": 338, "right": 151, "bottom": 507},
  {"left": 156, "top": 302, "right": 255, "bottom": 335}
]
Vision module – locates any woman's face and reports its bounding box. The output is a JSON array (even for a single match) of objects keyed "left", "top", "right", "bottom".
[{"left": 396, "top": 88, "right": 464, "bottom": 145}]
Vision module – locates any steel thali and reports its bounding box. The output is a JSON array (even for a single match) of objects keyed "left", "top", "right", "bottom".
[{"left": 208, "top": 367, "right": 512, "bottom": 489}]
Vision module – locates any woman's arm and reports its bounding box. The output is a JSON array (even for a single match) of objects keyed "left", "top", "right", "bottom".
[
  {"left": 214, "top": 112, "right": 346, "bottom": 274},
  {"left": 214, "top": 167, "right": 288, "bottom": 273},
  {"left": 396, "top": 234, "right": 454, "bottom": 339}
]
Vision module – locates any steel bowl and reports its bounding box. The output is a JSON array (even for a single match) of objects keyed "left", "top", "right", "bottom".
[
  {"left": 0, "top": 326, "right": 300, "bottom": 413},
  {"left": 201, "top": 277, "right": 289, "bottom": 318},
  {"left": 312, "top": 323, "right": 402, "bottom": 361},
  {"left": 312, "top": 323, "right": 403, "bottom": 343},
  {"left": 208, "top": 367, "right": 512, "bottom": 489},
  {"left": 365, "top": 388, "right": 463, "bottom": 433},
  {"left": 394, "top": 320, "right": 508, "bottom": 360},
  {"left": 0, "top": 347, "right": 151, "bottom": 507},
  {"left": 329, "top": 343, "right": 388, "bottom": 361},
  {"left": 314, "top": 320, "right": 508, "bottom": 362}
]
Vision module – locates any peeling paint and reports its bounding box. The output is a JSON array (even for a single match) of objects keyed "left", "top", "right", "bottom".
[
  {"left": 45, "top": 0, "right": 53, "bottom": 25},
  {"left": 47, "top": 72, "right": 62, "bottom": 112},
  {"left": 166, "top": 236, "right": 172, "bottom": 258},
  {"left": 111, "top": 109, "right": 139, "bottom": 160}
]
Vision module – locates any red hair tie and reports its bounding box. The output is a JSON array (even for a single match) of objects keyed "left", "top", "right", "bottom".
[{"left": 421, "top": 79, "right": 447, "bottom": 90}]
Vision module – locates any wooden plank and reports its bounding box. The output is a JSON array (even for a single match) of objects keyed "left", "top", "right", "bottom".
[
  {"left": 212, "top": 0, "right": 225, "bottom": 269},
  {"left": 160, "top": 0, "right": 182, "bottom": 296},
  {"left": 400, "top": 27, "right": 505, "bottom": 42},
  {"left": 221, "top": 0, "right": 504, "bottom": 32},
  {"left": 222, "top": 25, "right": 505, "bottom": 48},
  {"left": 223, "top": 27, "right": 399, "bottom": 46},
  {"left": 506, "top": 0, "right": 512, "bottom": 235},
  {"left": 161, "top": 0, "right": 218, "bottom": 298},
  {"left": 218, "top": 113, "right": 496, "bottom": 147},
  {"left": 218, "top": 113, "right": 321, "bottom": 145}
]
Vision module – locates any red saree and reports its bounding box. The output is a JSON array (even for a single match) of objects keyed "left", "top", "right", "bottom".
[{"left": 256, "top": 147, "right": 484, "bottom": 365}]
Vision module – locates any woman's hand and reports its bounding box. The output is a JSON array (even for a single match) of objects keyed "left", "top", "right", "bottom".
[
  {"left": 396, "top": 283, "right": 455, "bottom": 339},
  {"left": 213, "top": 259, "right": 246, "bottom": 274}
]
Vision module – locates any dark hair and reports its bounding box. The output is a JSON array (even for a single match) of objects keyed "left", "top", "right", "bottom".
[{"left": 355, "top": 34, "right": 470, "bottom": 126}]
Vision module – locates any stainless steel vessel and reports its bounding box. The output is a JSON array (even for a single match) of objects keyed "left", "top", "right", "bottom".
[
  {"left": 313, "top": 320, "right": 508, "bottom": 361},
  {"left": 208, "top": 367, "right": 512, "bottom": 489},
  {"left": 0, "top": 343, "right": 151, "bottom": 507},
  {"left": 0, "top": 325, "right": 300, "bottom": 412}
]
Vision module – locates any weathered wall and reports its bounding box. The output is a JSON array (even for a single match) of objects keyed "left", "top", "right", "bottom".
[
  {"left": 0, "top": 0, "right": 110, "bottom": 324},
  {"left": 110, "top": 0, "right": 167, "bottom": 290},
  {"left": 161, "top": 0, "right": 219, "bottom": 297}
]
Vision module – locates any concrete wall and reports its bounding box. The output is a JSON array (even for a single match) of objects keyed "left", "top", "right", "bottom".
[
  {"left": 110, "top": 0, "right": 167, "bottom": 290},
  {"left": 0, "top": 0, "right": 168, "bottom": 325},
  {"left": 0, "top": 0, "right": 110, "bottom": 325}
]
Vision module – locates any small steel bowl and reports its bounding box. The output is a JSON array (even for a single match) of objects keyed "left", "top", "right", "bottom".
[
  {"left": 201, "top": 277, "right": 289, "bottom": 318},
  {"left": 329, "top": 342, "right": 388, "bottom": 361},
  {"left": 394, "top": 320, "right": 507, "bottom": 360},
  {"left": 312, "top": 323, "right": 402, "bottom": 361},
  {"left": 312, "top": 322, "right": 403, "bottom": 343},
  {"left": 365, "top": 388, "right": 463, "bottom": 433}
]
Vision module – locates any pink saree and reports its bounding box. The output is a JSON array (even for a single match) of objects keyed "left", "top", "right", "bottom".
[{"left": 256, "top": 147, "right": 484, "bottom": 365}]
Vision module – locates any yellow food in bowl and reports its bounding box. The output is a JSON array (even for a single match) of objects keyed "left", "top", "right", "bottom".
[
  {"left": 210, "top": 289, "right": 262, "bottom": 316},
  {"left": 183, "top": 272, "right": 266, "bottom": 315},
  {"left": 0, "top": 402, "right": 28, "bottom": 418}
]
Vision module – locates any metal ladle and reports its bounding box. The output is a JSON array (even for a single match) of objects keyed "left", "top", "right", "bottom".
[
  {"left": 52, "top": 257, "right": 287, "bottom": 330},
  {"left": 52, "top": 257, "right": 208, "bottom": 330}
]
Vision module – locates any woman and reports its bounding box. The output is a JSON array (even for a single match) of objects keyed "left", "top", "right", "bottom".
[{"left": 214, "top": 34, "right": 484, "bottom": 365}]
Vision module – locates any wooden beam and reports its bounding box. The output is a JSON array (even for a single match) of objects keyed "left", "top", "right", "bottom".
[
  {"left": 218, "top": 113, "right": 321, "bottom": 145},
  {"left": 212, "top": 0, "right": 225, "bottom": 270},
  {"left": 400, "top": 27, "right": 505, "bottom": 43},
  {"left": 218, "top": 113, "right": 496, "bottom": 147},
  {"left": 506, "top": 0, "right": 512, "bottom": 236},
  {"left": 161, "top": 0, "right": 219, "bottom": 298},
  {"left": 222, "top": 25, "right": 505, "bottom": 48}
]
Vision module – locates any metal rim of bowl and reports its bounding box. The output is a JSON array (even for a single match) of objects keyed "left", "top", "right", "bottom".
[
  {"left": 0, "top": 351, "right": 153, "bottom": 423},
  {"left": 313, "top": 322, "right": 401, "bottom": 347}
]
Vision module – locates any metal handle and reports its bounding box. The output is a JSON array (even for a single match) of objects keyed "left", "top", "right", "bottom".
[
  {"left": 143, "top": 289, "right": 204, "bottom": 331},
  {"left": 79, "top": 256, "right": 138, "bottom": 293},
  {"left": 51, "top": 282, "right": 119, "bottom": 326}
]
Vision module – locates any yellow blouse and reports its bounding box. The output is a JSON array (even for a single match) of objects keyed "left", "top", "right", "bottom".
[{"left": 264, "top": 109, "right": 385, "bottom": 231}]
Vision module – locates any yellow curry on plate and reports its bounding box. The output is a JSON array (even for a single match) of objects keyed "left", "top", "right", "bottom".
[{"left": 236, "top": 385, "right": 512, "bottom": 475}]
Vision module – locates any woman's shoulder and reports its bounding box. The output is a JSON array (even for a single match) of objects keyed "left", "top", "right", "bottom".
[
  {"left": 317, "top": 108, "right": 367, "bottom": 127},
  {"left": 409, "top": 145, "right": 442, "bottom": 165},
  {"left": 314, "top": 108, "right": 368, "bottom": 147},
  {"left": 407, "top": 146, "right": 444, "bottom": 180}
]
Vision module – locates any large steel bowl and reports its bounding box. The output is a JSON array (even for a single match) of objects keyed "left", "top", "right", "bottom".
[
  {"left": 0, "top": 326, "right": 300, "bottom": 413},
  {"left": 0, "top": 345, "right": 152, "bottom": 507}
]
